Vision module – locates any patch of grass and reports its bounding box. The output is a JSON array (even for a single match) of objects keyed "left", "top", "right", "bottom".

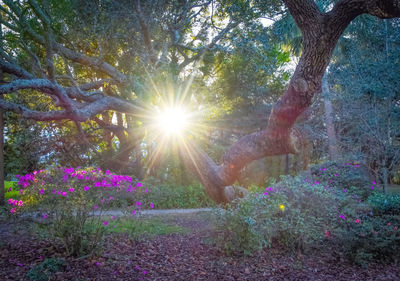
[
  {"left": 119, "top": 183, "right": 216, "bottom": 209},
  {"left": 5, "top": 190, "right": 19, "bottom": 200},
  {"left": 26, "top": 258, "right": 66, "bottom": 281},
  {"left": 5, "top": 181, "right": 16, "bottom": 190},
  {"left": 4, "top": 181, "right": 19, "bottom": 200},
  {"left": 103, "top": 217, "right": 188, "bottom": 239}
]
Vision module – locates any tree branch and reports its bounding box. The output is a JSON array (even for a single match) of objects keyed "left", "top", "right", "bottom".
[{"left": 282, "top": 0, "right": 322, "bottom": 32}]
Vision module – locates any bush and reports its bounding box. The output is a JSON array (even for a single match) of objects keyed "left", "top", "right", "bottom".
[
  {"left": 336, "top": 214, "right": 400, "bottom": 267},
  {"left": 26, "top": 258, "right": 66, "bottom": 281},
  {"left": 310, "top": 161, "right": 373, "bottom": 198},
  {"left": 334, "top": 191, "right": 400, "bottom": 266},
  {"left": 213, "top": 175, "right": 341, "bottom": 255},
  {"left": 118, "top": 182, "right": 215, "bottom": 209},
  {"left": 368, "top": 192, "right": 400, "bottom": 215},
  {"left": 8, "top": 167, "right": 150, "bottom": 257}
]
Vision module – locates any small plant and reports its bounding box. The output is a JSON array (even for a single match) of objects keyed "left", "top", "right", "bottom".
[
  {"left": 8, "top": 167, "right": 152, "bottom": 257},
  {"left": 26, "top": 258, "right": 66, "bottom": 281}
]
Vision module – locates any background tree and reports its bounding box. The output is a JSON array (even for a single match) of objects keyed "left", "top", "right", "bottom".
[{"left": 1, "top": 0, "right": 400, "bottom": 204}]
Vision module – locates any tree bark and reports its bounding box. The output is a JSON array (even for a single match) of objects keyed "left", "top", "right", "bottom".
[
  {"left": 179, "top": 0, "right": 400, "bottom": 203},
  {"left": 322, "top": 74, "right": 338, "bottom": 161}
]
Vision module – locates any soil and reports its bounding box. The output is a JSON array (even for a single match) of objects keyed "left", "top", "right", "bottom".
[{"left": 1, "top": 211, "right": 400, "bottom": 281}]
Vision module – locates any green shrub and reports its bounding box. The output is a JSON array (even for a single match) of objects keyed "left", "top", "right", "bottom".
[
  {"left": 26, "top": 258, "right": 66, "bottom": 281},
  {"left": 336, "top": 214, "right": 400, "bottom": 267},
  {"left": 310, "top": 161, "right": 373, "bottom": 198},
  {"left": 213, "top": 175, "right": 341, "bottom": 255},
  {"left": 368, "top": 192, "right": 400, "bottom": 215},
  {"left": 9, "top": 167, "right": 148, "bottom": 257},
  {"left": 119, "top": 182, "right": 215, "bottom": 209}
]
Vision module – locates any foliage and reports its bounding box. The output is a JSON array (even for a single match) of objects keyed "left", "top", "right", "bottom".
[
  {"left": 129, "top": 182, "right": 215, "bottom": 209},
  {"left": 310, "top": 161, "right": 373, "bottom": 198},
  {"left": 213, "top": 175, "right": 340, "bottom": 255},
  {"left": 26, "top": 258, "right": 66, "bottom": 281},
  {"left": 7, "top": 167, "right": 150, "bottom": 257},
  {"left": 336, "top": 212, "right": 400, "bottom": 267}
]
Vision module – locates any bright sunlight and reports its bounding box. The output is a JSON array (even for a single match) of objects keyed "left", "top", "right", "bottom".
[{"left": 156, "top": 107, "right": 189, "bottom": 136}]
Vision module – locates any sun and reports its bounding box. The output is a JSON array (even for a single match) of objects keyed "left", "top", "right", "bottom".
[{"left": 156, "top": 107, "right": 189, "bottom": 136}]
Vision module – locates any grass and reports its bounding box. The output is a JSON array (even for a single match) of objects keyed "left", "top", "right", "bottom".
[
  {"left": 120, "top": 183, "right": 216, "bottom": 210},
  {"left": 4, "top": 181, "right": 19, "bottom": 200},
  {"left": 93, "top": 216, "right": 188, "bottom": 239}
]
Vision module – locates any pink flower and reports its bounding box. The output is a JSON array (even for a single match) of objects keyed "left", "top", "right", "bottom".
[
  {"left": 150, "top": 202, "right": 154, "bottom": 209},
  {"left": 69, "top": 188, "right": 75, "bottom": 192},
  {"left": 94, "top": 205, "right": 98, "bottom": 210},
  {"left": 62, "top": 192, "right": 67, "bottom": 197},
  {"left": 355, "top": 219, "right": 360, "bottom": 223},
  {"left": 53, "top": 189, "right": 57, "bottom": 194},
  {"left": 84, "top": 186, "right": 90, "bottom": 191},
  {"left": 339, "top": 214, "right": 346, "bottom": 220},
  {"left": 388, "top": 222, "right": 391, "bottom": 226},
  {"left": 43, "top": 213, "right": 47, "bottom": 219},
  {"left": 324, "top": 230, "right": 330, "bottom": 238},
  {"left": 145, "top": 188, "right": 149, "bottom": 193},
  {"left": 10, "top": 208, "right": 16, "bottom": 213},
  {"left": 7, "top": 199, "right": 13, "bottom": 205},
  {"left": 17, "top": 200, "right": 23, "bottom": 207},
  {"left": 104, "top": 221, "right": 108, "bottom": 226},
  {"left": 373, "top": 181, "right": 376, "bottom": 185},
  {"left": 109, "top": 196, "right": 113, "bottom": 200},
  {"left": 136, "top": 182, "right": 143, "bottom": 188},
  {"left": 371, "top": 186, "right": 374, "bottom": 190},
  {"left": 8, "top": 187, "right": 12, "bottom": 191},
  {"left": 40, "top": 189, "right": 45, "bottom": 194},
  {"left": 132, "top": 210, "right": 136, "bottom": 215},
  {"left": 136, "top": 201, "right": 141, "bottom": 206}
]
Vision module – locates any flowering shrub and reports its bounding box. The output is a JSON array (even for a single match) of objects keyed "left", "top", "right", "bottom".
[
  {"left": 336, "top": 214, "right": 400, "bottom": 267},
  {"left": 9, "top": 167, "right": 152, "bottom": 257},
  {"left": 213, "top": 164, "right": 400, "bottom": 267},
  {"left": 213, "top": 175, "right": 341, "bottom": 255}
]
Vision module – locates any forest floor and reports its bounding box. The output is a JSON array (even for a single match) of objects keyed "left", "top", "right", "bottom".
[{"left": 1, "top": 210, "right": 400, "bottom": 281}]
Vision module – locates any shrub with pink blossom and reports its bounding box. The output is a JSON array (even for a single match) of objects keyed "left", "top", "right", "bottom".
[{"left": 9, "top": 167, "right": 150, "bottom": 257}]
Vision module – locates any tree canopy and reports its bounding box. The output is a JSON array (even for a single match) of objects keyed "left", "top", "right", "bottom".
[{"left": 1, "top": 0, "right": 400, "bottom": 203}]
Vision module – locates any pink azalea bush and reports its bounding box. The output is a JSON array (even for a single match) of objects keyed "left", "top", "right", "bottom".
[{"left": 9, "top": 167, "right": 149, "bottom": 257}]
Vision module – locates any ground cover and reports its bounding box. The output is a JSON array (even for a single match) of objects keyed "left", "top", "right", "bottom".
[{"left": 1, "top": 211, "right": 400, "bottom": 281}]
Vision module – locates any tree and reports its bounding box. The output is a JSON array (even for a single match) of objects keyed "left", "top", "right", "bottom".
[
  {"left": 328, "top": 14, "right": 400, "bottom": 190},
  {"left": 1, "top": 0, "right": 400, "bottom": 204}
]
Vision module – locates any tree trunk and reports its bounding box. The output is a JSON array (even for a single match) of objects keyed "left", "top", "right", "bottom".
[
  {"left": 0, "top": 84, "right": 4, "bottom": 206},
  {"left": 322, "top": 74, "right": 338, "bottom": 161},
  {"left": 0, "top": 16, "right": 4, "bottom": 206},
  {"left": 180, "top": 0, "right": 400, "bottom": 203}
]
